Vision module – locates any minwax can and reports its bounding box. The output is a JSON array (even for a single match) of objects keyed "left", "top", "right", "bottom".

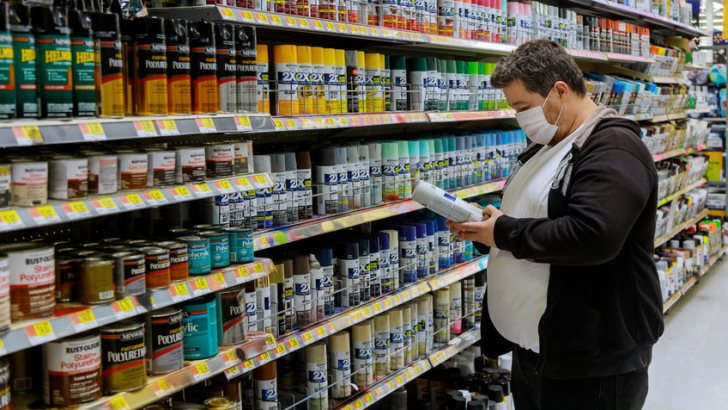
[
  {"left": 178, "top": 235, "right": 211, "bottom": 275},
  {"left": 0, "top": 4, "right": 14, "bottom": 119},
  {"left": 69, "top": 10, "right": 95, "bottom": 117},
  {"left": 32, "top": 6, "right": 72, "bottom": 118},
  {"left": 165, "top": 18, "right": 191, "bottom": 114},
  {"left": 182, "top": 295, "right": 219, "bottom": 360},
  {"left": 92, "top": 12, "right": 125, "bottom": 117},
  {"left": 215, "top": 23, "right": 236, "bottom": 113},
  {"left": 134, "top": 17, "right": 168, "bottom": 116},
  {"left": 120, "top": 18, "right": 134, "bottom": 115},
  {"left": 199, "top": 230, "right": 230, "bottom": 269},
  {"left": 216, "top": 287, "right": 247, "bottom": 345},
  {"left": 100, "top": 321, "right": 146, "bottom": 394},
  {"left": 236, "top": 25, "right": 256, "bottom": 113},
  {"left": 146, "top": 307, "right": 184, "bottom": 375},
  {"left": 158, "top": 241, "right": 188, "bottom": 282},
  {"left": 190, "top": 21, "right": 219, "bottom": 114},
  {"left": 9, "top": 3, "right": 37, "bottom": 119}
]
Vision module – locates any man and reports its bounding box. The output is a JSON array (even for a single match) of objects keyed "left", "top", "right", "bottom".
[{"left": 447, "top": 40, "right": 664, "bottom": 409}]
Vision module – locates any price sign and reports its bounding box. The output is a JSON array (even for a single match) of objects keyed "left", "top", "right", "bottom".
[
  {"left": 225, "top": 366, "right": 242, "bottom": 379},
  {"left": 109, "top": 396, "right": 130, "bottom": 410},
  {"left": 285, "top": 118, "right": 298, "bottom": 129},
  {"left": 120, "top": 193, "right": 144, "bottom": 209},
  {"left": 224, "top": 350, "right": 237, "bottom": 365},
  {"left": 325, "top": 21, "right": 336, "bottom": 31},
  {"left": 192, "top": 182, "right": 212, "bottom": 195},
  {"left": 153, "top": 379, "right": 175, "bottom": 397},
  {"left": 269, "top": 14, "right": 283, "bottom": 25},
  {"left": 236, "top": 177, "right": 253, "bottom": 191},
  {"left": 26, "top": 321, "right": 55, "bottom": 346},
  {"left": 364, "top": 393, "right": 375, "bottom": 404},
  {"left": 255, "top": 12, "right": 269, "bottom": 23},
  {"left": 157, "top": 119, "right": 180, "bottom": 136},
  {"left": 134, "top": 120, "right": 157, "bottom": 137},
  {"left": 214, "top": 180, "right": 235, "bottom": 193},
  {"left": 170, "top": 186, "right": 193, "bottom": 200},
  {"left": 285, "top": 16, "right": 298, "bottom": 27},
  {"left": 325, "top": 117, "right": 336, "bottom": 127},
  {"left": 266, "top": 333, "right": 276, "bottom": 346},
  {"left": 144, "top": 190, "right": 168, "bottom": 205},
  {"left": 196, "top": 118, "right": 217, "bottom": 133},
  {"left": 80, "top": 122, "right": 106, "bottom": 141},
  {"left": 112, "top": 298, "right": 137, "bottom": 318},
  {"left": 337, "top": 22, "right": 348, "bottom": 32},
  {"left": 192, "top": 362, "right": 210, "bottom": 381},
  {"left": 392, "top": 294, "right": 401, "bottom": 304},
  {"left": 0, "top": 339, "right": 6, "bottom": 356},
  {"left": 91, "top": 198, "right": 118, "bottom": 214},
  {"left": 302, "top": 332, "right": 314, "bottom": 343},
  {"left": 312, "top": 19, "right": 323, "bottom": 30},
  {"left": 241, "top": 10, "right": 255, "bottom": 22},
  {"left": 354, "top": 400, "right": 364, "bottom": 409},
  {"left": 0, "top": 210, "right": 23, "bottom": 231},
  {"left": 272, "top": 119, "right": 286, "bottom": 130},
  {"left": 71, "top": 309, "right": 98, "bottom": 332},
  {"left": 221, "top": 7, "right": 235, "bottom": 18},
  {"left": 316, "top": 326, "right": 327, "bottom": 337},
  {"left": 395, "top": 375, "right": 404, "bottom": 385},
  {"left": 286, "top": 337, "right": 301, "bottom": 349},
  {"left": 259, "top": 351, "right": 272, "bottom": 362},
  {"left": 243, "top": 359, "right": 255, "bottom": 369},
  {"left": 170, "top": 283, "right": 190, "bottom": 302},
  {"left": 298, "top": 18, "right": 310, "bottom": 28},
  {"left": 213, "top": 272, "right": 227, "bottom": 288},
  {"left": 62, "top": 201, "right": 91, "bottom": 219},
  {"left": 275, "top": 343, "right": 286, "bottom": 355},
  {"left": 253, "top": 174, "right": 269, "bottom": 187},
  {"left": 12, "top": 125, "right": 42, "bottom": 145},
  {"left": 191, "top": 277, "right": 209, "bottom": 296},
  {"left": 235, "top": 115, "right": 253, "bottom": 131}
]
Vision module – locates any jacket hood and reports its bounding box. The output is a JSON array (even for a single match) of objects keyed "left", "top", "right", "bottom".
[{"left": 591, "top": 116, "right": 642, "bottom": 138}]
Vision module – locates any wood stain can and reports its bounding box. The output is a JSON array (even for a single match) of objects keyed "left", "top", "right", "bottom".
[
  {"left": 87, "top": 154, "right": 118, "bottom": 195},
  {"left": 189, "top": 21, "right": 219, "bottom": 114},
  {"left": 145, "top": 149, "right": 176, "bottom": 187},
  {"left": 134, "top": 16, "right": 169, "bottom": 116},
  {"left": 146, "top": 307, "right": 184, "bottom": 375},
  {"left": 140, "top": 246, "right": 171, "bottom": 289},
  {"left": 0, "top": 164, "right": 10, "bottom": 208},
  {"left": 216, "top": 287, "right": 247, "bottom": 345},
  {"left": 48, "top": 157, "right": 88, "bottom": 200},
  {"left": 55, "top": 254, "right": 79, "bottom": 302},
  {"left": 118, "top": 151, "right": 149, "bottom": 190},
  {"left": 42, "top": 332, "right": 102, "bottom": 406},
  {"left": 175, "top": 146, "right": 206, "bottom": 184},
  {"left": 0, "top": 256, "right": 8, "bottom": 334},
  {"left": 100, "top": 320, "right": 147, "bottom": 394},
  {"left": 205, "top": 143, "right": 235, "bottom": 178},
  {"left": 165, "top": 19, "right": 191, "bottom": 115},
  {"left": 79, "top": 257, "right": 115, "bottom": 304},
  {"left": 10, "top": 159, "right": 48, "bottom": 207},
  {"left": 158, "top": 241, "right": 189, "bottom": 282},
  {"left": 0, "top": 243, "right": 55, "bottom": 321},
  {"left": 109, "top": 251, "right": 146, "bottom": 298}
]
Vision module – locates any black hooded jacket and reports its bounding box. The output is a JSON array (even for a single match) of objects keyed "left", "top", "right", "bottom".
[{"left": 476, "top": 117, "right": 664, "bottom": 379}]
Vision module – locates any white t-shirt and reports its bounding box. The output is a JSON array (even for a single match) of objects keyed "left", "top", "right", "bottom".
[{"left": 488, "top": 130, "right": 580, "bottom": 353}]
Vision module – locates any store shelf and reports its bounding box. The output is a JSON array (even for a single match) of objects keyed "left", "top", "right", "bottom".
[
  {"left": 253, "top": 178, "right": 507, "bottom": 251},
  {"left": 624, "top": 113, "right": 654, "bottom": 121},
  {"left": 0, "top": 259, "right": 274, "bottom": 357},
  {"left": 427, "top": 110, "right": 515, "bottom": 122},
  {"left": 686, "top": 108, "right": 712, "bottom": 116},
  {"left": 652, "top": 147, "right": 686, "bottom": 162},
  {"left": 337, "top": 328, "right": 481, "bottom": 410},
  {"left": 663, "top": 246, "right": 727, "bottom": 314},
  {"left": 685, "top": 64, "right": 709, "bottom": 71},
  {"left": 657, "top": 178, "right": 707, "bottom": 208},
  {"left": 654, "top": 209, "right": 710, "bottom": 248},
  {"left": 650, "top": 76, "right": 682, "bottom": 84},
  {"left": 224, "top": 255, "right": 488, "bottom": 380},
  {"left": 647, "top": 112, "right": 688, "bottom": 123},
  {"left": 0, "top": 173, "right": 274, "bottom": 234}
]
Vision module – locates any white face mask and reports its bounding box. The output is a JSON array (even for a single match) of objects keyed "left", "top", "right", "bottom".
[{"left": 515, "top": 88, "right": 564, "bottom": 145}]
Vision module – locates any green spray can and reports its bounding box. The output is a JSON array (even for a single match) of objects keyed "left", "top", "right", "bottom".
[
  {"left": 0, "top": 3, "right": 15, "bottom": 119},
  {"left": 69, "top": 9, "right": 95, "bottom": 117},
  {"left": 9, "top": 4, "right": 37, "bottom": 118},
  {"left": 32, "top": 6, "right": 73, "bottom": 118}
]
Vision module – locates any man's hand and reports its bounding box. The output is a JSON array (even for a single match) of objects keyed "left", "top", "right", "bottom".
[{"left": 445, "top": 205, "right": 504, "bottom": 247}]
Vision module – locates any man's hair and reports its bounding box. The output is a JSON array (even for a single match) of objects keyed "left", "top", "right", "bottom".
[{"left": 490, "top": 39, "right": 587, "bottom": 97}]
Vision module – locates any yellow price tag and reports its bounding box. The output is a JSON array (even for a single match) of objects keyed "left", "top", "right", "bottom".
[
  {"left": 194, "top": 183, "right": 212, "bottom": 194},
  {"left": 175, "top": 186, "right": 191, "bottom": 197},
  {"left": 68, "top": 201, "right": 89, "bottom": 214},
  {"left": 35, "top": 206, "right": 57, "bottom": 219},
  {"left": 125, "top": 193, "right": 143, "bottom": 205},
  {"left": 316, "top": 326, "right": 327, "bottom": 337},
  {"left": 242, "top": 10, "right": 254, "bottom": 20},
  {"left": 14, "top": 125, "right": 42, "bottom": 142},
  {"left": 33, "top": 321, "right": 53, "bottom": 337},
  {"left": 225, "top": 350, "right": 237, "bottom": 363},
  {"left": 273, "top": 119, "right": 285, "bottom": 129},
  {"left": 117, "top": 298, "right": 135, "bottom": 313},
  {"left": 244, "top": 359, "right": 255, "bottom": 368},
  {"left": 109, "top": 395, "right": 130, "bottom": 410},
  {"left": 270, "top": 14, "right": 282, "bottom": 25},
  {"left": 86, "top": 122, "right": 104, "bottom": 135},
  {"left": 0, "top": 210, "right": 21, "bottom": 225},
  {"left": 156, "top": 378, "right": 173, "bottom": 392},
  {"left": 364, "top": 393, "right": 374, "bottom": 403},
  {"left": 287, "top": 337, "right": 300, "bottom": 349},
  {"left": 266, "top": 333, "right": 276, "bottom": 346},
  {"left": 276, "top": 343, "right": 286, "bottom": 354},
  {"left": 149, "top": 190, "right": 165, "bottom": 201},
  {"left": 76, "top": 309, "right": 96, "bottom": 324},
  {"left": 214, "top": 272, "right": 226, "bottom": 286},
  {"left": 354, "top": 400, "right": 364, "bottom": 409},
  {"left": 384, "top": 299, "right": 393, "bottom": 308},
  {"left": 396, "top": 375, "right": 404, "bottom": 385},
  {"left": 237, "top": 115, "right": 252, "bottom": 128},
  {"left": 237, "top": 266, "right": 249, "bottom": 277},
  {"left": 217, "top": 180, "right": 233, "bottom": 190},
  {"left": 325, "top": 21, "right": 335, "bottom": 31},
  {"left": 285, "top": 119, "right": 297, "bottom": 128},
  {"left": 194, "top": 277, "right": 209, "bottom": 291},
  {"left": 173, "top": 283, "right": 189, "bottom": 296},
  {"left": 254, "top": 262, "right": 265, "bottom": 273},
  {"left": 161, "top": 119, "right": 177, "bottom": 131},
  {"left": 136, "top": 119, "right": 155, "bottom": 132},
  {"left": 362, "top": 306, "right": 372, "bottom": 316},
  {"left": 313, "top": 20, "right": 323, "bottom": 29},
  {"left": 298, "top": 18, "right": 310, "bottom": 28},
  {"left": 222, "top": 7, "right": 235, "bottom": 17},
  {"left": 285, "top": 16, "right": 297, "bottom": 26},
  {"left": 198, "top": 117, "right": 216, "bottom": 131},
  {"left": 195, "top": 362, "right": 210, "bottom": 375},
  {"left": 98, "top": 197, "right": 116, "bottom": 209},
  {"left": 260, "top": 352, "right": 272, "bottom": 362},
  {"left": 255, "top": 12, "right": 269, "bottom": 23},
  {"left": 302, "top": 332, "right": 314, "bottom": 343}
]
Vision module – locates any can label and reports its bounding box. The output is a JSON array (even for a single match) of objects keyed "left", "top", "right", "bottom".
[
  {"left": 209, "top": 234, "right": 230, "bottom": 268},
  {"left": 8, "top": 246, "right": 54, "bottom": 320},
  {"left": 88, "top": 155, "right": 118, "bottom": 195},
  {"left": 71, "top": 36, "right": 95, "bottom": 117},
  {"left": 147, "top": 310, "right": 184, "bottom": 374},
  {"left": 191, "top": 46, "right": 219, "bottom": 113},
  {"left": 12, "top": 32, "right": 37, "bottom": 118},
  {"left": 145, "top": 252, "right": 171, "bottom": 289},
  {"left": 183, "top": 300, "right": 219, "bottom": 359},
  {"left": 166, "top": 246, "right": 189, "bottom": 282},
  {"left": 115, "top": 255, "right": 145, "bottom": 297},
  {"left": 97, "top": 39, "right": 125, "bottom": 117},
  {"left": 37, "top": 34, "right": 72, "bottom": 118},
  {"left": 101, "top": 325, "right": 146, "bottom": 394},
  {"left": 307, "top": 361, "right": 328, "bottom": 408},
  {"left": 167, "top": 43, "right": 191, "bottom": 114},
  {"left": 217, "top": 290, "right": 246, "bottom": 345},
  {"left": 0, "top": 32, "right": 15, "bottom": 119},
  {"left": 175, "top": 148, "right": 205, "bottom": 184},
  {"left": 147, "top": 151, "right": 176, "bottom": 187},
  {"left": 374, "top": 330, "right": 389, "bottom": 376},
  {"left": 184, "top": 238, "right": 211, "bottom": 275},
  {"left": 217, "top": 45, "right": 237, "bottom": 112},
  {"left": 338, "top": 258, "right": 359, "bottom": 308},
  {"left": 314, "top": 165, "right": 338, "bottom": 216},
  {"left": 49, "top": 159, "right": 88, "bottom": 200},
  {"left": 205, "top": 144, "right": 234, "bottom": 178},
  {"left": 137, "top": 42, "right": 169, "bottom": 115},
  {"left": 255, "top": 378, "right": 277, "bottom": 402},
  {"left": 80, "top": 261, "right": 115, "bottom": 304},
  {"left": 256, "top": 61, "right": 270, "bottom": 113},
  {"left": 119, "top": 154, "right": 148, "bottom": 190},
  {"left": 43, "top": 335, "right": 102, "bottom": 406},
  {"left": 244, "top": 289, "right": 258, "bottom": 333},
  {"left": 229, "top": 232, "right": 253, "bottom": 263},
  {"left": 237, "top": 57, "right": 257, "bottom": 112},
  {"left": 274, "top": 62, "right": 298, "bottom": 115},
  {"left": 294, "top": 272, "right": 311, "bottom": 326},
  {"left": 329, "top": 350, "right": 351, "bottom": 399},
  {"left": 352, "top": 339, "right": 373, "bottom": 387},
  {"left": 0, "top": 165, "right": 10, "bottom": 208},
  {"left": 0, "top": 258, "right": 9, "bottom": 330}
]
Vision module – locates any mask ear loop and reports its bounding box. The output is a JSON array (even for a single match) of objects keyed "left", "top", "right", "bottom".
[{"left": 544, "top": 87, "right": 564, "bottom": 127}]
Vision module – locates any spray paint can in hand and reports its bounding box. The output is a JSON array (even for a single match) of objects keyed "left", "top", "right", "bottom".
[
  {"left": 134, "top": 17, "right": 168, "bottom": 116},
  {"left": 91, "top": 12, "right": 124, "bottom": 117},
  {"left": 9, "top": 4, "right": 37, "bottom": 118},
  {"left": 215, "top": 22, "right": 236, "bottom": 113},
  {"left": 189, "top": 21, "right": 219, "bottom": 114},
  {"left": 68, "top": 10, "right": 95, "bottom": 117},
  {"left": 165, "top": 18, "right": 191, "bottom": 115},
  {"left": 33, "top": 6, "right": 72, "bottom": 118}
]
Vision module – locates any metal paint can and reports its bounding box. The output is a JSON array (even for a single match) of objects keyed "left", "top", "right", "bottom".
[
  {"left": 0, "top": 256, "right": 8, "bottom": 334},
  {"left": 10, "top": 160, "right": 48, "bottom": 206},
  {"left": 158, "top": 241, "right": 189, "bottom": 282},
  {"left": 216, "top": 287, "right": 247, "bottom": 345},
  {"left": 146, "top": 149, "right": 176, "bottom": 187},
  {"left": 226, "top": 227, "right": 254, "bottom": 264},
  {"left": 199, "top": 230, "right": 230, "bottom": 269},
  {"left": 204, "top": 397, "right": 236, "bottom": 409},
  {"left": 87, "top": 154, "right": 118, "bottom": 194},
  {"left": 48, "top": 157, "right": 88, "bottom": 199},
  {"left": 0, "top": 360, "right": 8, "bottom": 409},
  {"left": 205, "top": 143, "right": 235, "bottom": 178},
  {"left": 118, "top": 151, "right": 149, "bottom": 190},
  {"left": 146, "top": 307, "right": 184, "bottom": 375},
  {"left": 175, "top": 146, "right": 206, "bottom": 184},
  {"left": 182, "top": 294, "right": 219, "bottom": 360},
  {"left": 79, "top": 257, "right": 115, "bottom": 304},
  {"left": 109, "top": 252, "right": 146, "bottom": 298},
  {"left": 42, "top": 332, "right": 102, "bottom": 406},
  {"left": 0, "top": 243, "right": 55, "bottom": 321},
  {"left": 100, "top": 321, "right": 147, "bottom": 394},
  {"left": 55, "top": 254, "right": 79, "bottom": 302},
  {"left": 178, "top": 235, "right": 211, "bottom": 275},
  {"left": 140, "top": 246, "right": 171, "bottom": 289},
  {"left": 0, "top": 164, "right": 10, "bottom": 209}
]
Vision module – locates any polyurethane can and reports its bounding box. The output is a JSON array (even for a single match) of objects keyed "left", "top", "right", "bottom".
[
  {"left": 146, "top": 307, "right": 184, "bottom": 375},
  {"left": 145, "top": 149, "right": 176, "bottom": 187},
  {"left": 100, "top": 321, "right": 146, "bottom": 394},
  {"left": 158, "top": 241, "right": 189, "bottom": 282},
  {"left": 55, "top": 254, "right": 79, "bottom": 302},
  {"left": 109, "top": 251, "right": 146, "bottom": 298},
  {"left": 134, "top": 17, "right": 168, "bottom": 115},
  {"left": 227, "top": 227, "right": 254, "bottom": 264},
  {"left": 215, "top": 22, "right": 236, "bottom": 112},
  {"left": 178, "top": 235, "right": 211, "bottom": 275},
  {"left": 0, "top": 256, "right": 9, "bottom": 335},
  {"left": 216, "top": 287, "right": 247, "bottom": 345},
  {"left": 33, "top": 6, "right": 72, "bottom": 118},
  {"left": 175, "top": 146, "right": 206, "bottom": 184},
  {"left": 79, "top": 257, "right": 115, "bottom": 304},
  {"left": 48, "top": 157, "right": 88, "bottom": 200},
  {"left": 0, "top": 242, "right": 54, "bottom": 321},
  {"left": 236, "top": 25, "right": 257, "bottom": 113},
  {"left": 140, "top": 246, "right": 171, "bottom": 289},
  {"left": 0, "top": 4, "right": 14, "bottom": 119},
  {"left": 199, "top": 230, "right": 230, "bottom": 269},
  {"left": 205, "top": 143, "right": 235, "bottom": 178},
  {"left": 0, "top": 164, "right": 9, "bottom": 208},
  {"left": 69, "top": 10, "right": 96, "bottom": 117},
  {"left": 91, "top": 12, "right": 125, "bottom": 117},
  {"left": 165, "top": 18, "right": 191, "bottom": 115},
  {"left": 189, "top": 21, "right": 219, "bottom": 114},
  {"left": 118, "top": 151, "right": 149, "bottom": 190},
  {"left": 9, "top": 3, "right": 38, "bottom": 119},
  {"left": 182, "top": 294, "right": 219, "bottom": 360},
  {"left": 42, "top": 332, "right": 102, "bottom": 406}
]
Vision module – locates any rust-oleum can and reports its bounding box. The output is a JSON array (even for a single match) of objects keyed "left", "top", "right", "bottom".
[
  {"left": 91, "top": 12, "right": 124, "bottom": 117},
  {"left": 165, "top": 18, "right": 191, "bottom": 115},
  {"left": 134, "top": 16, "right": 168, "bottom": 115},
  {"left": 32, "top": 6, "right": 73, "bottom": 119},
  {"left": 146, "top": 307, "right": 184, "bottom": 375},
  {"left": 101, "top": 321, "right": 147, "bottom": 394},
  {"left": 215, "top": 22, "right": 236, "bottom": 113},
  {"left": 0, "top": 3, "right": 15, "bottom": 120},
  {"left": 68, "top": 10, "right": 95, "bottom": 117},
  {"left": 43, "top": 332, "right": 102, "bottom": 406},
  {"left": 189, "top": 21, "right": 219, "bottom": 114},
  {"left": 9, "top": 3, "right": 38, "bottom": 119}
]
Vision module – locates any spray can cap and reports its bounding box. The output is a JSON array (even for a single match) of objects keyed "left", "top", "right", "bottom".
[
  {"left": 425, "top": 219, "right": 437, "bottom": 236},
  {"left": 315, "top": 147, "right": 337, "bottom": 166},
  {"left": 414, "top": 222, "right": 427, "bottom": 239},
  {"left": 314, "top": 247, "right": 333, "bottom": 266},
  {"left": 284, "top": 152, "right": 297, "bottom": 171},
  {"left": 377, "top": 232, "right": 390, "bottom": 250},
  {"left": 69, "top": 9, "right": 93, "bottom": 37},
  {"left": 90, "top": 12, "right": 119, "bottom": 37},
  {"left": 369, "top": 234, "right": 380, "bottom": 253},
  {"left": 164, "top": 18, "right": 189, "bottom": 45},
  {"left": 437, "top": 216, "right": 449, "bottom": 231},
  {"left": 214, "top": 22, "right": 234, "bottom": 49},
  {"left": 253, "top": 155, "right": 272, "bottom": 173},
  {"left": 270, "top": 153, "right": 286, "bottom": 173},
  {"left": 358, "top": 237, "right": 370, "bottom": 256},
  {"left": 33, "top": 6, "right": 70, "bottom": 35},
  {"left": 189, "top": 20, "right": 215, "bottom": 47},
  {"left": 398, "top": 225, "right": 416, "bottom": 242},
  {"left": 340, "top": 241, "right": 359, "bottom": 259}
]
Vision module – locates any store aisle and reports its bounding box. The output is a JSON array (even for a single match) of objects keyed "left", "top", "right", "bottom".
[{"left": 646, "top": 258, "right": 728, "bottom": 410}]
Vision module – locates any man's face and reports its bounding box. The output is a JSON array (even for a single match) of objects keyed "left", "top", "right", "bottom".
[{"left": 503, "top": 79, "right": 563, "bottom": 127}]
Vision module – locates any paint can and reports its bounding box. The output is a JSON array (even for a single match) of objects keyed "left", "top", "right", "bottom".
[
  {"left": 216, "top": 287, "right": 247, "bottom": 345},
  {"left": 145, "top": 149, "right": 176, "bottom": 187},
  {"left": 177, "top": 235, "right": 211, "bottom": 275},
  {"left": 226, "top": 227, "right": 254, "bottom": 264},
  {"left": 204, "top": 397, "right": 236, "bottom": 410},
  {"left": 0, "top": 243, "right": 54, "bottom": 321},
  {"left": 182, "top": 294, "right": 219, "bottom": 359},
  {"left": 49, "top": 157, "right": 88, "bottom": 200},
  {"left": 32, "top": 6, "right": 72, "bottom": 118},
  {"left": 140, "top": 246, "right": 171, "bottom": 289},
  {"left": 87, "top": 154, "right": 118, "bottom": 195},
  {"left": 109, "top": 252, "right": 146, "bottom": 298},
  {"left": 254, "top": 361, "right": 278, "bottom": 409},
  {"left": 0, "top": 256, "right": 8, "bottom": 334},
  {"left": 215, "top": 23, "right": 236, "bottom": 113},
  {"left": 42, "top": 332, "right": 102, "bottom": 406},
  {"left": 134, "top": 16, "right": 169, "bottom": 116},
  {"left": 175, "top": 146, "right": 206, "bottom": 183},
  {"left": 9, "top": 3, "right": 38, "bottom": 119},
  {"left": 11, "top": 160, "right": 48, "bottom": 207},
  {"left": 165, "top": 18, "right": 191, "bottom": 115},
  {"left": 199, "top": 230, "right": 230, "bottom": 269},
  {"left": 55, "top": 254, "right": 78, "bottom": 303},
  {"left": 205, "top": 143, "right": 235, "bottom": 178},
  {"left": 158, "top": 241, "right": 189, "bottom": 282},
  {"left": 100, "top": 321, "right": 146, "bottom": 394},
  {"left": 79, "top": 257, "right": 115, "bottom": 305},
  {"left": 146, "top": 307, "right": 184, "bottom": 375},
  {"left": 0, "top": 359, "right": 8, "bottom": 409},
  {"left": 189, "top": 21, "right": 219, "bottom": 114},
  {"left": 68, "top": 9, "right": 95, "bottom": 117},
  {"left": 234, "top": 141, "right": 254, "bottom": 175},
  {"left": 118, "top": 151, "right": 149, "bottom": 190},
  {"left": 0, "top": 164, "right": 9, "bottom": 209}
]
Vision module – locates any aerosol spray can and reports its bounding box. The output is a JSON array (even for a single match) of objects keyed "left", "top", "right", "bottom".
[
  {"left": 134, "top": 16, "right": 168, "bottom": 115},
  {"left": 215, "top": 22, "right": 236, "bottom": 113},
  {"left": 34, "top": 6, "right": 72, "bottom": 118},
  {"left": 189, "top": 21, "right": 219, "bottom": 114},
  {"left": 69, "top": 10, "right": 95, "bottom": 117},
  {"left": 9, "top": 3, "right": 37, "bottom": 118},
  {"left": 92, "top": 12, "right": 124, "bottom": 117},
  {"left": 165, "top": 18, "right": 191, "bottom": 114}
]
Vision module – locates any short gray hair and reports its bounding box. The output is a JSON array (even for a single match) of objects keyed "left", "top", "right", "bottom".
[{"left": 491, "top": 40, "right": 587, "bottom": 97}]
